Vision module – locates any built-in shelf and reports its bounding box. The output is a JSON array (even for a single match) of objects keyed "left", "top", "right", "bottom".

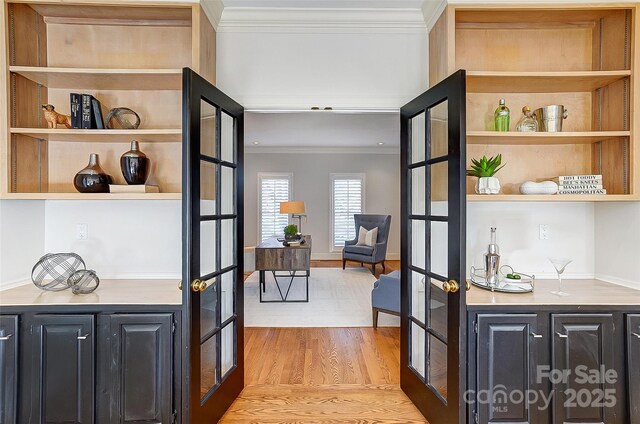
[
  {"left": 466, "top": 70, "right": 631, "bottom": 93},
  {"left": 11, "top": 128, "right": 182, "bottom": 143},
  {"left": 467, "top": 194, "right": 636, "bottom": 202},
  {"left": 467, "top": 131, "right": 630, "bottom": 145},
  {"left": 2, "top": 192, "right": 181, "bottom": 200},
  {"left": 9, "top": 66, "right": 182, "bottom": 90}
]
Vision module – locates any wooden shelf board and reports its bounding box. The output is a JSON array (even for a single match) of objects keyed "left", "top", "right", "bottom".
[
  {"left": 9, "top": 66, "right": 182, "bottom": 90},
  {"left": 467, "top": 71, "right": 631, "bottom": 93},
  {"left": 468, "top": 194, "right": 637, "bottom": 202},
  {"left": 467, "top": 131, "right": 630, "bottom": 145},
  {"left": 1, "top": 193, "right": 181, "bottom": 200},
  {"left": 11, "top": 128, "right": 181, "bottom": 143}
]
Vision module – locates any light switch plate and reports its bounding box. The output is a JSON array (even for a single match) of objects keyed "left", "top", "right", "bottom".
[
  {"left": 539, "top": 224, "right": 550, "bottom": 240},
  {"left": 76, "top": 223, "right": 88, "bottom": 240}
]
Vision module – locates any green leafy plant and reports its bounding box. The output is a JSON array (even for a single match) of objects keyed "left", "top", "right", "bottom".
[
  {"left": 466, "top": 154, "right": 505, "bottom": 178},
  {"left": 284, "top": 224, "right": 298, "bottom": 236}
]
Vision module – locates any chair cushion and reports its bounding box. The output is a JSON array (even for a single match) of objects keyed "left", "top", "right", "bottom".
[{"left": 343, "top": 245, "right": 374, "bottom": 256}]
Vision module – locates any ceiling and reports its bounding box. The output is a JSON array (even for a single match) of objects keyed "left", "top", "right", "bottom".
[{"left": 244, "top": 112, "right": 400, "bottom": 148}]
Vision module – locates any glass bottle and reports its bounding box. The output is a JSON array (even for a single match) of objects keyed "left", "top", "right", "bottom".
[
  {"left": 516, "top": 106, "right": 539, "bottom": 132},
  {"left": 494, "top": 99, "right": 510, "bottom": 132}
]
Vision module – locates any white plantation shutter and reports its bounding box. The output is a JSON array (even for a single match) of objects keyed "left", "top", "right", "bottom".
[
  {"left": 331, "top": 174, "right": 365, "bottom": 250},
  {"left": 259, "top": 173, "right": 292, "bottom": 242}
]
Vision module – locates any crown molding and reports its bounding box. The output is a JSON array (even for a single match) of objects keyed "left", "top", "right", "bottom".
[
  {"left": 217, "top": 7, "right": 427, "bottom": 33},
  {"left": 201, "top": 0, "right": 225, "bottom": 30},
  {"left": 422, "top": 0, "right": 447, "bottom": 31},
  {"left": 245, "top": 145, "right": 399, "bottom": 154}
]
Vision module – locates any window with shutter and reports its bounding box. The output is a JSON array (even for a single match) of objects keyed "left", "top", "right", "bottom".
[
  {"left": 331, "top": 173, "right": 365, "bottom": 251},
  {"left": 258, "top": 173, "right": 292, "bottom": 242}
]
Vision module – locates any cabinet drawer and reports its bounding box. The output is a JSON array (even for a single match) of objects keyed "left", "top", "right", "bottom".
[
  {"left": 0, "top": 315, "right": 18, "bottom": 424},
  {"left": 628, "top": 314, "right": 640, "bottom": 424}
]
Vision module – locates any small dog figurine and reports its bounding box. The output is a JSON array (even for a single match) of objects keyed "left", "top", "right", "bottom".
[{"left": 42, "top": 104, "right": 72, "bottom": 129}]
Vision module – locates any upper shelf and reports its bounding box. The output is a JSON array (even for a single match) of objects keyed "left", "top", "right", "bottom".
[
  {"left": 11, "top": 128, "right": 181, "bottom": 143},
  {"left": 468, "top": 194, "right": 638, "bottom": 202},
  {"left": 9, "top": 66, "right": 182, "bottom": 90},
  {"left": 467, "top": 131, "right": 630, "bottom": 145},
  {"left": 466, "top": 70, "right": 631, "bottom": 93},
  {"left": 1, "top": 192, "right": 181, "bottom": 201}
]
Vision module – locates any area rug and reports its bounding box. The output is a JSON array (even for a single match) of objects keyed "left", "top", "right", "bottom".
[{"left": 244, "top": 267, "right": 401, "bottom": 327}]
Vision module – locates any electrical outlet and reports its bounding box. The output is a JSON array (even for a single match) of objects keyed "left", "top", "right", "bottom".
[
  {"left": 76, "top": 223, "right": 88, "bottom": 240},
  {"left": 539, "top": 224, "right": 550, "bottom": 240}
]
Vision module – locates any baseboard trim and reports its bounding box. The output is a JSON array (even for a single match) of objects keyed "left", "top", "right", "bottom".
[
  {"left": 0, "top": 279, "right": 30, "bottom": 291},
  {"left": 595, "top": 274, "right": 640, "bottom": 290}
]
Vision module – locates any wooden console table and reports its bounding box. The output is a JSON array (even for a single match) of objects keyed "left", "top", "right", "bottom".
[{"left": 254, "top": 235, "right": 312, "bottom": 302}]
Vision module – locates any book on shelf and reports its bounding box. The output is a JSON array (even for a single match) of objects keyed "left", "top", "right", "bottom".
[
  {"left": 555, "top": 175, "right": 603, "bottom": 183},
  {"left": 558, "top": 189, "right": 607, "bottom": 195},
  {"left": 70, "top": 93, "right": 82, "bottom": 129},
  {"left": 91, "top": 98, "right": 105, "bottom": 130},
  {"left": 81, "top": 94, "right": 95, "bottom": 129},
  {"left": 558, "top": 184, "right": 604, "bottom": 190},
  {"left": 558, "top": 179, "right": 603, "bottom": 186},
  {"left": 109, "top": 184, "right": 160, "bottom": 193}
]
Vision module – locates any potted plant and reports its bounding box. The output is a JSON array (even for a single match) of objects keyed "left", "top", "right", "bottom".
[
  {"left": 283, "top": 224, "right": 299, "bottom": 241},
  {"left": 467, "top": 154, "right": 505, "bottom": 194}
]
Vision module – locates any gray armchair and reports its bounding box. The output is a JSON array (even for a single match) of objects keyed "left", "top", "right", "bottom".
[
  {"left": 371, "top": 270, "right": 400, "bottom": 328},
  {"left": 342, "top": 214, "right": 391, "bottom": 275}
]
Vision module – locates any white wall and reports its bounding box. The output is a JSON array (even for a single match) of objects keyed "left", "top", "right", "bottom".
[
  {"left": 244, "top": 152, "right": 401, "bottom": 259},
  {"left": 594, "top": 203, "right": 640, "bottom": 288},
  {"left": 43, "top": 201, "right": 181, "bottom": 279},
  {"left": 0, "top": 200, "right": 46, "bottom": 289}
]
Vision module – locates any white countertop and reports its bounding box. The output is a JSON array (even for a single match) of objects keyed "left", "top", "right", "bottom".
[
  {"left": 467, "top": 279, "right": 640, "bottom": 306},
  {"left": 0, "top": 279, "right": 182, "bottom": 307}
]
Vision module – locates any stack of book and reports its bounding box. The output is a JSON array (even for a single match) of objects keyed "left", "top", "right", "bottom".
[
  {"left": 555, "top": 175, "right": 606, "bottom": 195},
  {"left": 70, "top": 93, "right": 105, "bottom": 129}
]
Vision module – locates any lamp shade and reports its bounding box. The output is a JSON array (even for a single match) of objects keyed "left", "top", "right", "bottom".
[{"left": 280, "top": 201, "right": 305, "bottom": 214}]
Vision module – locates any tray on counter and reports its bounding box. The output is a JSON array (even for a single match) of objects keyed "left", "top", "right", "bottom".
[{"left": 470, "top": 265, "right": 535, "bottom": 293}]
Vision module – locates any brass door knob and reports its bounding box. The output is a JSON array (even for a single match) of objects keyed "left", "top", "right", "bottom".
[
  {"left": 442, "top": 280, "right": 460, "bottom": 293},
  {"left": 178, "top": 281, "right": 183, "bottom": 290},
  {"left": 191, "top": 279, "right": 207, "bottom": 292},
  {"left": 466, "top": 281, "right": 471, "bottom": 291}
]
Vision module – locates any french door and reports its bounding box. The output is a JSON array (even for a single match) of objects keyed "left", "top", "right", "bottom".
[
  {"left": 400, "top": 70, "right": 467, "bottom": 423},
  {"left": 182, "top": 68, "right": 244, "bottom": 422}
]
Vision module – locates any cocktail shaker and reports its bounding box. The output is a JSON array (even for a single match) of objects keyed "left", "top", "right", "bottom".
[{"left": 484, "top": 227, "right": 500, "bottom": 289}]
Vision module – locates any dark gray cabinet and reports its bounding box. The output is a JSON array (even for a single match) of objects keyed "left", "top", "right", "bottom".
[
  {"left": 98, "top": 314, "right": 174, "bottom": 424},
  {"left": 628, "top": 314, "right": 640, "bottom": 424},
  {"left": 551, "top": 314, "right": 616, "bottom": 424},
  {"left": 0, "top": 315, "right": 18, "bottom": 424},
  {"left": 476, "top": 314, "right": 547, "bottom": 424},
  {"left": 23, "top": 314, "right": 95, "bottom": 424}
]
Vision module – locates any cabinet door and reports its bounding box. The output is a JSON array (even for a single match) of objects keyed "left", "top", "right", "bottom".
[
  {"left": 628, "top": 314, "right": 640, "bottom": 424},
  {"left": 476, "top": 314, "right": 547, "bottom": 424},
  {"left": 551, "top": 314, "right": 618, "bottom": 424},
  {"left": 0, "top": 316, "right": 18, "bottom": 424},
  {"left": 24, "top": 314, "right": 95, "bottom": 424},
  {"left": 99, "top": 314, "right": 174, "bottom": 424}
]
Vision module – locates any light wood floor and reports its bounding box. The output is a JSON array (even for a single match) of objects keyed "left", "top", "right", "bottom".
[
  {"left": 220, "top": 327, "right": 427, "bottom": 423},
  {"left": 244, "top": 259, "right": 400, "bottom": 281}
]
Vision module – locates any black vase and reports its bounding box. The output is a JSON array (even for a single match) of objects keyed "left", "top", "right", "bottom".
[
  {"left": 120, "top": 140, "right": 149, "bottom": 185},
  {"left": 74, "top": 154, "right": 112, "bottom": 193}
]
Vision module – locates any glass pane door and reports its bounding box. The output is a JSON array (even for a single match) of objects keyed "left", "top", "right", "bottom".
[
  {"left": 182, "top": 68, "right": 244, "bottom": 423},
  {"left": 400, "top": 70, "right": 467, "bottom": 424}
]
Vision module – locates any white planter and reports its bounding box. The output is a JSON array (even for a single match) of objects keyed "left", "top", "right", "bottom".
[{"left": 475, "top": 177, "right": 500, "bottom": 194}]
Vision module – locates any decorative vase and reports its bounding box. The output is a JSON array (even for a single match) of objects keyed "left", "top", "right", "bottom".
[
  {"left": 120, "top": 140, "right": 149, "bottom": 185},
  {"left": 74, "top": 153, "right": 112, "bottom": 193},
  {"left": 475, "top": 177, "right": 500, "bottom": 194},
  {"left": 284, "top": 234, "right": 299, "bottom": 242}
]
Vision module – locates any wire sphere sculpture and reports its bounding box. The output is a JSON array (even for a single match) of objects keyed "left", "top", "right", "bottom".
[
  {"left": 105, "top": 107, "right": 141, "bottom": 129},
  {"left": 31, "top": 253, "right": 86, "bottom": 291},
  {"left": 68, "top": 270, "right": 100, "bottom": 294}
]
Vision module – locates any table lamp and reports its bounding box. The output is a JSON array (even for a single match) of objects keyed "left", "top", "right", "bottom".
[{"left": 280, "top": 201, "right": 306, "bottom": 233}]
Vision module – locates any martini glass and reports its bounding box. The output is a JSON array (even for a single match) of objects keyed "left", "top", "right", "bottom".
[{"left": 548, "top": 258, "right": 572, "bottom": 296}]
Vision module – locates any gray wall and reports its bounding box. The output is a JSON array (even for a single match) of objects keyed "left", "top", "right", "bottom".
[{"left": 244, "top": 152, "right": 401, "bottom": 259}]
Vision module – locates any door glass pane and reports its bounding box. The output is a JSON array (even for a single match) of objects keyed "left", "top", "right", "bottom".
[
  {"left": 411, "top": 167, "right": 426, "bottom": 215},
  {"left": 221, "top": 271, "right": 234, "bottom": 322},
  {"left": 221, "top": 166, "right": 234, "bottom": 215},
  {"left": 200, "top": 279, "right": 217, "bottom": 337},
  {"left": 429, "top": 100, "right": 448, "bottom": 159},
  {"left": 411, "top": 220, "right": 426, "bottom": 270},
  {"left": 201, "top": 100, "right": 217, "bottom": 158},
  {"left": 428, "top": 335, "right": 448, "bottom": 401},
  {"left": 429, "top": 278, "right": 447, "bottom": 339},
  {"left": 200, "top": 221, "right": 217, "bottom": 276},
  {"left": 411, "top": 112, "right": 425, "bottom": 164},
  {"left": 221, "top": 322, "right": 235, "bottom": 378},
  {"left": 430, "top": 221, "right": 448, "bottom": 278},
  {"left": 221, "top": 219, "right": 235, "bottom": 269},
  {"left": 411, "top": 322, "right": 425, "bottom": 379},
  {"left": 221, "top": 111, "right": 234, "bottom": 163},
  {"left": 201, "top": 161, "right": 217, "bottom": 215},
  {"left": 410, "top": 271, "right": 425, "bottom": 324},
  {"left": 200, "top": 335, "right": 217, "bottom": 399},
  {"left": 429, "top": 161, "right": 448, "bottom": 215}
]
